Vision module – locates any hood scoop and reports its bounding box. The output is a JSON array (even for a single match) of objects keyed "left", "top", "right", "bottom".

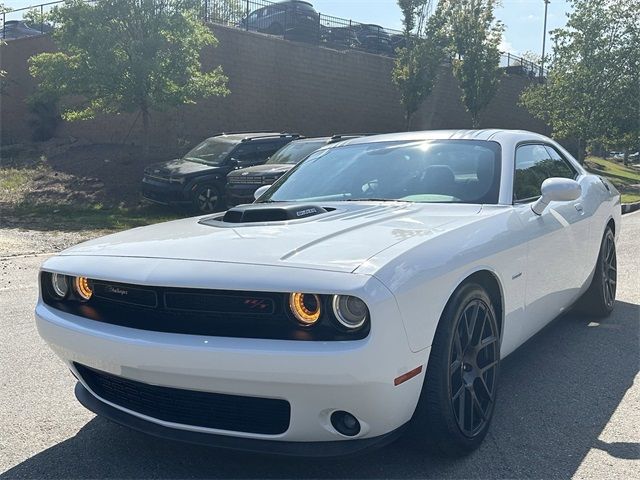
[{"left": 218, "top": 204, "right": 330, "bottom": 224}]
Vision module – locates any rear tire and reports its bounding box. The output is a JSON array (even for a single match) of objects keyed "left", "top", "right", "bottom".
[
  {"left": 575, "top": 228, "right": 616, "bottom": 317},
  {"left": 408, "top": 283, "right": 500, "bottom": 457}
]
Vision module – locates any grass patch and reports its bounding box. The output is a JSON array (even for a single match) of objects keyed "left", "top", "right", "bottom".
[
  {"left": 586, "top": 156, "right": 640, "bottom": 204},
  {"left": 2, "top": 203, "right": 183, "bottom": 232},
  {"left": 0, "top": 167, "right": 38, "bottom": 193},
  {"left": 621, "top": 193, "right": 640, "bottom": 204},
  {"left": 586, "top": 156, "right": 640, "bottom": 184}
]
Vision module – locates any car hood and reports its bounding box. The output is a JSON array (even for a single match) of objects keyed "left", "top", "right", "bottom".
[
  {"left": 59, "top": 203, "right": 483, "bottom": 273},
  {"left": 147, "top": 158, "right": 219, "bottom": 176},
  {"left": 228, "top": 164, "right": 294, "bottom": 177}
]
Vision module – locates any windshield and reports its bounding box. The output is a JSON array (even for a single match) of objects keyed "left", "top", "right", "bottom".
[
  {"left": 266, "top": 140, "right": 326, "bottom": 165},
  {"left": 183, "top": 138, "right": 236, "bottom": 166},
  {"left": 260, "top": 140, "right": 501, "bottom": 204}
]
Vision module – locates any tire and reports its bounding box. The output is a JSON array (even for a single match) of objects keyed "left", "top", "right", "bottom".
[
  {"left": 408, "top": 283, "right": 501, "bottom": 456},
  {"left": 193, "top": 184, "right": 222, "bottom": 213},
  {"left": 575, "top": 228, "right": 617, "bottom": 317}
]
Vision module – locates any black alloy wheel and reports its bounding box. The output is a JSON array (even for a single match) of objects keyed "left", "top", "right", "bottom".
[
  {"left": 601, "top": 230, "right": 617, "bottom": 310},
  {"left": 449, "top": 298, "right": 499, "bottom": 438},
  {"left": 575, "top": 227, "right": 616, "bottom": 317},
  {"left": 408, "top": 282, "right": 501, "bottom": 456}
]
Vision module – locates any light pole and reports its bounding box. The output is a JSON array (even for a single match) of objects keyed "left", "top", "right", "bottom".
[{"left": 540, "top": 0, "right": 550, "bottom": 79}]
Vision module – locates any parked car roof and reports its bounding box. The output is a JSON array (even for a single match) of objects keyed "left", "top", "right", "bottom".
[{"left": 215, "top": 132, "right": 301, "bottom": 142}]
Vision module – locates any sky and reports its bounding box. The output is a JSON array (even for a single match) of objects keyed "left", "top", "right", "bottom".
[{"left": 3, "top": 0, "right": 572, "bottom": 56}]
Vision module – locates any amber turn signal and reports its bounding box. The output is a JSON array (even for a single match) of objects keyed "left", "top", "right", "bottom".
[
  {"left": 289, "top": 292, "right": 321, "bottom": 326},
  {"left": 74, "top": 276, "right": 93, "bottom": 301}
]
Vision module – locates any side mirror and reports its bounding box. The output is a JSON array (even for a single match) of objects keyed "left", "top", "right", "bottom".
[
  {"left": 254, "top": 184, "right": 272, "bottom": 201},
  {"left": 532, "top": 177, "right": 581, "bottom": 215},
  {"left": 229, "top": 158, "right": 240, "bottom": 168}
]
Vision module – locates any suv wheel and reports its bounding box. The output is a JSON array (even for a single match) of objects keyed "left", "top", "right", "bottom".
[{"left": 193, "top": 184, "right": 222, "bottom": 213}]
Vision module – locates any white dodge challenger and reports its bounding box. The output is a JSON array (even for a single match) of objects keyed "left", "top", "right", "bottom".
[{"left": 36, "top": 130, "right": 620, "bottom": 456}]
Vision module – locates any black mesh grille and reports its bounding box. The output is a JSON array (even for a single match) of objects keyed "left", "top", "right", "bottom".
[{"left": 75, "top": 363, "right": 290, "bottom": 435}]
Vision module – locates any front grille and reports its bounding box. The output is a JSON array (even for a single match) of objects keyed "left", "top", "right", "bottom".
[
  {"left": 228, "top": 176, "right": 264, "bottom": 185},
  {"left": 75, "top": 363, "right": 290, "bottom": 435},
  {"left": 41, "top": 276, "right": 369, "bottom": 341}
]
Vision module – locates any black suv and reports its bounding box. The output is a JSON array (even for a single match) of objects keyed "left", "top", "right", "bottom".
[
  {"left": 142, "top": 132, "right": 300, "bottom": 212},
  {"left": 226, "top": 135, "right": 364, "bottom": 206},
  {"left": 240, "top": 0, "right": 320, "bottom": 43}
]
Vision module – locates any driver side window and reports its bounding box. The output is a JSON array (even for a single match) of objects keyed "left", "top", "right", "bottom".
[{"left": 514, "top": 144, "right": 576, "bottom": 202}]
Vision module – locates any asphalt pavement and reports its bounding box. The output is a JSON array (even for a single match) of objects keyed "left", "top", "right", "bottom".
[{"left": 1, "top": 212, "right": 638, "bottom": 479}]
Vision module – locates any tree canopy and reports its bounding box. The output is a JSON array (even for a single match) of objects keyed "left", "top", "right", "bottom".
[
  {"left": 392, "top": 0, "right": 447, "bottom": 130},
  {"left": 29, "top": 0, "right": 229, "bottom": 154},
  {"left": 440, "top": 0, "right": 504, "bottom": 128},
  {"left": 520, "top": 0, "right": 639, "bottom": 162}
]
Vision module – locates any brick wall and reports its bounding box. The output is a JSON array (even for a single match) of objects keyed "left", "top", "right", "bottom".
[{"left": 0, "top": 25, "right": 549, "bottom": 147}]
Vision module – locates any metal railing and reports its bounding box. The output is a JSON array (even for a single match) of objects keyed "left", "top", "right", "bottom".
[{"left": 2, "top": 0, "right": 545, "bottom": 75}]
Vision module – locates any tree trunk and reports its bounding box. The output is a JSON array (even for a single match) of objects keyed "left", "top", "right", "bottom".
[
  {"left": 406, "top": 112, "right": 412, "bottom": 132},
  {"left": 623, "top": 147, "right": 629, "bottom": 166},
  {"left": 577, "top": 137, "right": 585, "bottom": 164},
  {"left": 471, "top": 112, "right": 480, "bottom": 129},
  {"left": 141, "top": 108, "right": 150, "bottom": 159}
]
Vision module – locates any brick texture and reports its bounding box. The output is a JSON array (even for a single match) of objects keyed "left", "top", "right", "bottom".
[{"left": 0, "top": 25, "right": 549, "bottom": 147}]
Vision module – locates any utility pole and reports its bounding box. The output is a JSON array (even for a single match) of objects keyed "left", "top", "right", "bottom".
[{"left": 540, "top": 0, "right": 550, "bottom": 79}]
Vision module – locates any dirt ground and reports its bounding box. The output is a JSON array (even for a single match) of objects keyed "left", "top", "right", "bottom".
[{"left": 1, "top": 139, "right": 181, "bottom": 211}]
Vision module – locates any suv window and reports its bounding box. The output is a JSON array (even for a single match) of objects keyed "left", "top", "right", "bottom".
[
  {"left": 233, "top": 142, "right": 282, "bottom": 164},
  {"left": 514, "top": 144, "right": 577, "bottom": 202}
]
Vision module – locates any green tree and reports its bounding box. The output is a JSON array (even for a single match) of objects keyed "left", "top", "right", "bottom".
[
  {"left": 22, "top": 7, "right": 55, "bottom": 32},
  {"left": 441, "top": 0, "right": 504, "bottom": 127},
  {"left": 520, "top": 0, "right": 639, "bottom": 163},
  {"left": 29, "top": 0, "right": 229, "bottom": 155},
  {"left": 392, "top": 0, "right": 447, "bottom": 130}
]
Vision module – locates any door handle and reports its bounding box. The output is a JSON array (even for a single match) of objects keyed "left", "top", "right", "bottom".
[{"left": 575, "top": 203, "right": 584, "bottom": 213}]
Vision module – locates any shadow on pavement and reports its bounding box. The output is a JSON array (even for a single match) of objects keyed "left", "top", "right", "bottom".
[{"left": 2, "top": 300, "right": 638, "bottom": 479}]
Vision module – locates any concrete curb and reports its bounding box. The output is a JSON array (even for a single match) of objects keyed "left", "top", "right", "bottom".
[{"left": 622, "top": 202, "right": 640, "bottom": 215}]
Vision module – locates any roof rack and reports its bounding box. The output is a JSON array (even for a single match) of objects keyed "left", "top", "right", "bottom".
[
  {"left": 330, "top": 133, "right": 376, "bottom": 140},
  {"left": 217, "top": 130, "right": 277, "bottom": 136},
  {"left": 240, "top": 133, "right": 302, "bottom": 142}
]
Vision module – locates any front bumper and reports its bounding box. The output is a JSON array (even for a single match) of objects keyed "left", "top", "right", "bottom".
[
  {"left": 141, "top": 177, "right": 190, "bottom": 205},
  {"left": 226, "top": 183, "right": 261, "bottom": 207},
  {"left": 35, "top": 270, "right": 426, "bottom": 448},
  {"left": 75, "top": 382, "right": 406, "bottom": 456}
]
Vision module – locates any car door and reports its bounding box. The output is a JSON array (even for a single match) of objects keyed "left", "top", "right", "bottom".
[{"left": 513, "top": 143, "right": 586, "bottom": 338}]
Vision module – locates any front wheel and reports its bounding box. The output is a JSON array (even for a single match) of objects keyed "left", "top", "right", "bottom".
[
  {"left": 409, "top": 283, "right": 500, "bottom": 456},
  {"left": 575, "top": 228, "right": 616, "bottom": 317},
  {"left": 193, "top": 184, "right": 222, "bottom": 213}
]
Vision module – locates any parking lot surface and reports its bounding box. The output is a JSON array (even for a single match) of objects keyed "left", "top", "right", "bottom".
[{"left": 1, "top": 212, "right": 638, "bottom": 479}]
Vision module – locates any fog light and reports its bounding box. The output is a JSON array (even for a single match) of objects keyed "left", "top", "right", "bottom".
[
  {"left": 330, "top": 411, "right": 361, "bottom": 437},
  {"left": 74, "top": 276, "right": 93, "bottom": 301},
  {"left": 51, "top": 273, "right": 69, "bottom": 299},
  {"left": 289, "top": 292, "right": 321, "bottom": 326}
]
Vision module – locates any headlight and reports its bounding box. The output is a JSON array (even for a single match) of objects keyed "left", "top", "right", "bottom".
[
  {"left": 332, "top": 295, "right": 368, "bottom": 329},
  {"left": 289, "top": 292, "right": 321, "bottom": 326},
  {"left": 50, "top": 273, "right": 69, "bottom": 299},
  {"left": 169, "top": 176, "right": 185, "bottom": 184},
  {"left": 73, "top": 276, "right": 93, "bottom": 301}
]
